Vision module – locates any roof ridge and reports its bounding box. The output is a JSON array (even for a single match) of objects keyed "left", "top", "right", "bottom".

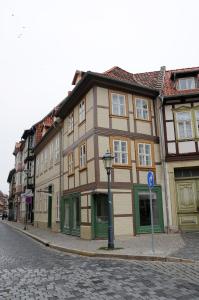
[{"left": 167, "top": 66, "right": 199, "bottom": 72}]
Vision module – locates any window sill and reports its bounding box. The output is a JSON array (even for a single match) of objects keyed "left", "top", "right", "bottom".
[
  {"left": 112, "top": 164, "right": 131, "bottom": 169},
  {"left": 136, "top": 166, "right": 155, "bottom": 171},
  {"left": 79, "top": 167, "right": 87, "bottom": 172},
  {"left": 135, "top": 117, "right": 151, "bottom": 123},
  {"left": 68, "top": 172, "right": 75, "bottom": 177},
  {"left": 176, "top": 138, "right": 195, "bottom": 142},
  {"left": 78, "top": 119, "right": 86, "bottom": 127},
  {"left": 110, "top": 114, "right": 128, "bottom": 119},
  {"left": 67, "top": 130, "right": 74, "bottom": 136}
]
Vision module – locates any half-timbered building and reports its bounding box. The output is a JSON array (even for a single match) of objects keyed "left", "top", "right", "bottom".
[
  {"left": 57, "top": 67, "right": 166, "bottom": 239},
  {"left": 162, "top": 67, "right": 199, "bottom": 232}
]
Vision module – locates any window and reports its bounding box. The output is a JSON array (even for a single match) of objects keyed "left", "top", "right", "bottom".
[
  {"left": 111, "top": 93, "right": 126, "bottom": 116},
  {"left": 79, "top": 100, "right": 85, "bottom": 123},
  {"left": 68, "top": 112, "right": 74, "bottom": 133},
  {"left": 40, "top": 153, "right": 44, "bottom": 174},
  {"left": 68, "top": 152, "right": 74, "bottom": 175},
  {"left": 36, "top": 157, "right": 39, "bottom": 176},
  {"left": 113, "top": 140, "right": 128, "bottom": 165},
  {"left": 79, "top": 143, "right": 86, "bottom": 169},
  {"left": 56, "top": 192, "right": 60, "bottom": 221},
  {"left": 138, "top": 143, "right": 152, "bottom": 167},
  {"left": 195, "top": 111, "right": 199, "bottom": 136},
  {"left": 44, "top": 148, "right": 48, "bottom": 171},
  {"left": 49, "top": 143, "right": 54, "bottom": 167},
  {"left": 177, "top": 77, "right": 196, "bottom": 90},
  {"left": 176, "top": 111, "right": 193, "bottom": 139},
  {"left": 135, "top": 98, "right": 149, "bottom": 120},
  {"left": 54, "top": 136, "right": 60, "bottom": 161}
]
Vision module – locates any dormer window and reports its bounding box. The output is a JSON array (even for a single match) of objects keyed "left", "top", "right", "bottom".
[{"left": 177, "top": 77, "right": 196, "bottom": 90}]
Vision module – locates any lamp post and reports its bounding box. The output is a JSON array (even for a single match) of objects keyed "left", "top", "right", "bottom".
[{"left": 102, "top": 150, "right": 115, "bottom": 249}]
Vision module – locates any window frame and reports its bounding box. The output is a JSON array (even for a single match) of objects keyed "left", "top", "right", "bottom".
[
  {"left": 110, "top": 137, "right": 131, "bottom": 168},
  {"left": 135, "top": 140, "right": 154, "bottom": 169},
  {"left": 68, "top": 111, "right": 74, "bottom": 134},
  {"left": 194, "top": 109, "right": 199, "bottom": 138},
  {"left": 177, "top": 77, "right": 196, "bottom": 91},
  {"left": 79, "top": 99, "right": 86, "bottom": 124},
  {"left": 79, "top": 142, "right": 87, "bottom": 170},
  {"left": 68, "top": 152, "right": 74, "bottom": 175},
  {"left": 135, "top": 97, "right": 151, "bottom": 121},
  {"left": 174, "top": 109, "right": 193, "bottom": 141},
  {"left": 109, "top": 91, "right": 128, "bottom": 118}
]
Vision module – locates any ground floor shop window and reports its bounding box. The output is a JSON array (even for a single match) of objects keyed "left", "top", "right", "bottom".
[{"left": 134, "top": 184, "right": 164, "bottom": 234}]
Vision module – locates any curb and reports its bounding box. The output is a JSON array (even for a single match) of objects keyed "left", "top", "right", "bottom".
[{"left": 3, "top": 221, "right": 196, "bottom": 264}]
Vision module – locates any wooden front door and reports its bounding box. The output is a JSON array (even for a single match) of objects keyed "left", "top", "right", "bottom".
[
  {"left": 61, "top": 194, "right": 80, "bottom": 236},
  {"left": 134, "top": 185, "right": 164, "bottom": 234},
  {"left": 176, "top": 180, "right": 199, "bottom": 231},
  {"left": 94, "top": 194, "right": 108, "bottom": 238}
]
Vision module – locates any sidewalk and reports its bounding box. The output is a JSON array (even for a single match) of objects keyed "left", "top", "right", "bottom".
[{"left": 2, "top": 220, "right": 199, "bottom": 263}]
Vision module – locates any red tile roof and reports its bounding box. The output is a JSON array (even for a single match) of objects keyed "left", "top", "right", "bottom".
[
  {"left": 103, "top": 66, "right": 162, "bottom": 90},
  {"left": 163, "top": 67, "right": 199, "bottom": 97}
]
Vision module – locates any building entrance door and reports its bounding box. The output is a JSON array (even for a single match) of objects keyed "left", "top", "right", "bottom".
[
  {"left": 176, "top": 180, "right": 199, "bottom": 231},
  {"left": 93, "top": 194, "right": 108, "bottom": 238},
  {"left": 61, "top": 194, "right": 80, "bottom": 236},
  {"left": 134, "top": 185, "right": 164, "bottom": 234}
]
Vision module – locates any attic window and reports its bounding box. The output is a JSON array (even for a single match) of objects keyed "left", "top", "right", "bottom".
[{"left": 177, "top": 77, "right": 196, "bottom": 90}]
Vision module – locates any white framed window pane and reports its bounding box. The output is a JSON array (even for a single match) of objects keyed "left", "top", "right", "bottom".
[
  {"left": 176, "top": 112, "right": 191, "bottom": 121},
  {"left": 178, "top": 78, "right": 195, "bottom": 90},
  {"left": 112, "top": 94, "right": 126, "bottom": 116},
  {"left": 112, "top": 104, "right": 119, "bottom": 115},
  {"left": 138, "top": 144, "right": 144, "bottom": 154},
  {"left": 114, "top": 152, "right": 120, "bottom": 163},
  {"left": 122, "top": 153, "right": 127, "bottom": 164}
]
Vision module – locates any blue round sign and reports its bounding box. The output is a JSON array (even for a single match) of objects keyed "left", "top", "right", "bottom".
[{"left": 147, "top": 171, "right": 154, "bottom": 188}]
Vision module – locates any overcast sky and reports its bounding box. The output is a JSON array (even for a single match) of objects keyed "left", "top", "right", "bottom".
[{"left": 1, "top": 0, "right": 199, "bottom": 194}]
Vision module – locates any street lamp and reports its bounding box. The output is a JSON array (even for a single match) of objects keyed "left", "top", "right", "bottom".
[{"left": 102, "top": 150, "right": 115, "bottom": 249}]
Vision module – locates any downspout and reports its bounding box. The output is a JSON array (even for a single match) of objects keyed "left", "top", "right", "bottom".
[
  {"left": 59, "top": 125, "right": 63, "bottom": 231},
  {"left": 158, "top": 95, "right": 170, "bottom": 233}
]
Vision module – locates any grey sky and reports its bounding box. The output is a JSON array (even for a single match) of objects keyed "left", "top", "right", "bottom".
[{"left": 1, "top": 0, "right": 199, "bottom": 194}]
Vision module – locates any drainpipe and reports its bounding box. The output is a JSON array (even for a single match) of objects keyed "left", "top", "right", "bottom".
[
  {"left": 157, "top": 95, "right": 170, "bottom": 233},
  {"left": 59, "top": 125, "right": 63, "bottom": 230}
]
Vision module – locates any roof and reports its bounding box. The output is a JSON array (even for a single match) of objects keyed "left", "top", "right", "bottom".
[
  {"left": 163, "top": 67, "right": 199, "bottom": 97},
  {"left": 103, "top": 66, "right": 163, "bottom": 90}
]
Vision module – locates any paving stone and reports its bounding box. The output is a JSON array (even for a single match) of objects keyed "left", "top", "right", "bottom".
[{"left": 0, "top": 222, "right": 199, "bottom": 299}]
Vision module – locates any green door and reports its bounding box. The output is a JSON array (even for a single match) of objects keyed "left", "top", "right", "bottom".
[
  {"left": 61, "top": 194, "right": 80, "bottom": 236},
  {"left": 48, "top": 186, "right": 52, "bottom": 228},
  {"left": 134, "top": 184, "right": 164, "bottom": 234},
  {"left": 93, "top": 194, "right": 108, "bottom": 238}
]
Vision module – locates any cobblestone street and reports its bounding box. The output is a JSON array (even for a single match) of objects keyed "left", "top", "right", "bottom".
[{"left": 0, "top": 222, "right": 199, "bottom": 300}]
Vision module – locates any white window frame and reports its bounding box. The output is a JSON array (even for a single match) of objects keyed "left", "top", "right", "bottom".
[
  {"left": 68, "top": 152, "right": 74, "bottom": 175},
  {"left": 195, "top": 110, "right": 199, "bottom": 137},
  {"left": 135, "top": 98, "right": 149, "bottom": 120},
  {"left": 176, "top": 111, "right": 193, "bottom": 140},
  {"left": 68, "top": 112, "right": 74, "bottom": 133},
  {"left": 177, "top": 77, "right": 196, "bottom": 90},
  {"left": 79, "top": 100, "right": 85, "bottom": 124},
  {"left": 111, "top": 93, "right": 126, "bottom": 116},
  {"left": 138, "top": 143, "right": 152, "bottom": 167},
  {"left": 113, "top": 139, "right": 128, "bottom": 165},
  {"left": 79, "top": 143, "right": 86, "bottom": 169}
]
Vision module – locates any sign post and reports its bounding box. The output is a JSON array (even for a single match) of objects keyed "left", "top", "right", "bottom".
[{"left": 147, "top": 171, "right": 155, "bottom": 254}]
